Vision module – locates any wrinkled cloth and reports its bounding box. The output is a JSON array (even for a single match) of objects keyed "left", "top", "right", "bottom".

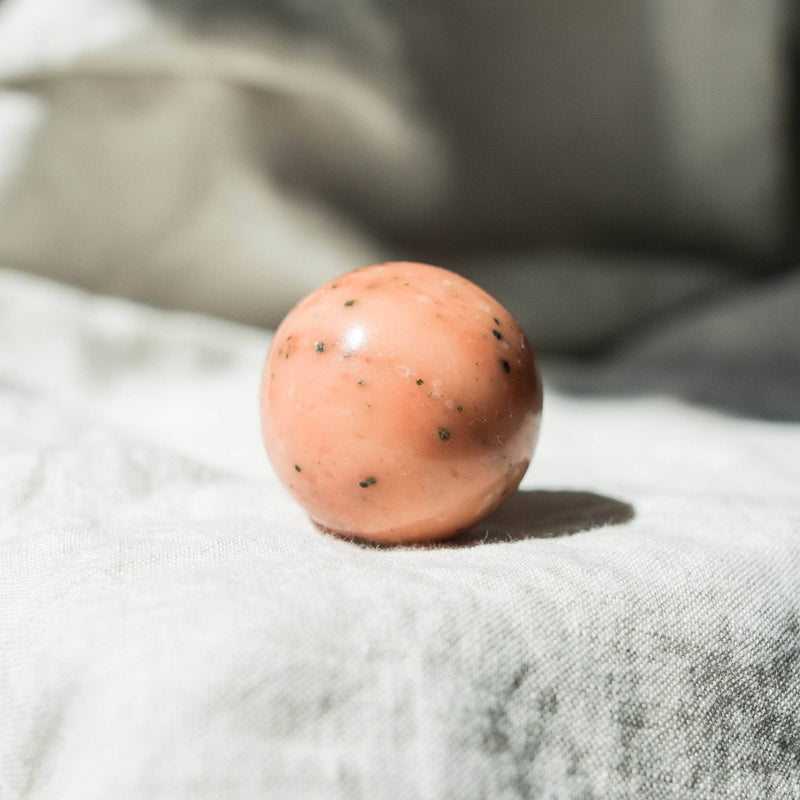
[
  {"left": 2, "top": 1, "right": 800, "bottom": 797},
  {"left": 0, "top": 0, "right": 794, "bottom": 333},
  {"left": 1, "top": 268, "right": 799, "bottom": 799}
]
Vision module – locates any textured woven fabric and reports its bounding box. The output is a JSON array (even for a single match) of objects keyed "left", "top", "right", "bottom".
[
  {"left": 1, "top": 2, "right": 799, "bottom": 796},
  {"left": 1, "top": 269, "right": 799, "bottom": 799}
]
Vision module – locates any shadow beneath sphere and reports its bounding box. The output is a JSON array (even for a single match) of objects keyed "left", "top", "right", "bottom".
[{"left": 445, "top": 489, "right": 635, "bottom": 548}]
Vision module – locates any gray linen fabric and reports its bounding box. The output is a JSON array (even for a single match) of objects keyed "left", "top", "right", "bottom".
[
  {"left": 0, "top": 0, "right": 794, "bottom": 331},
  {"left": 1, "top": 269, "right": 798, "bottom": 799}
]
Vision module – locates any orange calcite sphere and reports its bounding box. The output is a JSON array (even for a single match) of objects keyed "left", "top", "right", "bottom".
[{"left": 260, "top": 262, "right": 542, "bottom": 544}]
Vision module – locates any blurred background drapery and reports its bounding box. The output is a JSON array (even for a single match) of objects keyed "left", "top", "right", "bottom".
[{"left": 0, "top": 1, "right": 797, "bottom": 372}]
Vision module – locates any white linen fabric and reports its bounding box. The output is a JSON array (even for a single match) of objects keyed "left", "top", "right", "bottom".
[
  {"left": 1, "top": 1, "right": 800, "bottom": 797},
  {"left": 1, "top": 268, "right": 799, "bottom": 799}
]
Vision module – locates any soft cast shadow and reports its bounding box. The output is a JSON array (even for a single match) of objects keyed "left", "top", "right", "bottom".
[{"left": 445, "top": 489, "right": 635, "bottom": 548}]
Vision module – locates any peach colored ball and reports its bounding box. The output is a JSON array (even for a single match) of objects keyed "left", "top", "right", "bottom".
[{"left": 260, "top": 262, "right": 543, "bottom": 544}]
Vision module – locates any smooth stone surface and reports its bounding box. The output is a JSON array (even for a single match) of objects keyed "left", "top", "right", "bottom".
[{"left": 260, "top": 262, "right": 543, "bottom": 544}]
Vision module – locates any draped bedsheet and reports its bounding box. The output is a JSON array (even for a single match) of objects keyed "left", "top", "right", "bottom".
[
  {"left": 2, "top": 0, "right": 800, "bottom": 796},
  {"left": 1, "top": 267, "right": 798, "bottom": 799}
]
